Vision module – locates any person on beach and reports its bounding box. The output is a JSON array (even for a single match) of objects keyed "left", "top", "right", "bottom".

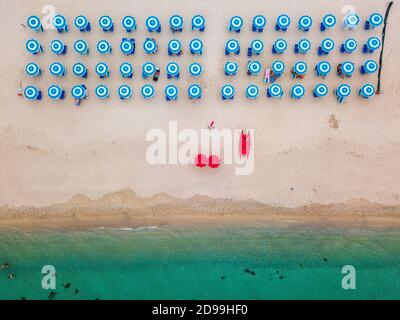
[{"left": 337, "top": 64, "right": 345, "bottom": 79}]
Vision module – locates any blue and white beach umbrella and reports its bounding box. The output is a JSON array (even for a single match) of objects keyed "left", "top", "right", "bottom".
[
  {"left": 321, "top": 14, "right": 336, "bottom": 30},
  {"left": 74, "top": 40, "right": 89, "bottom": 55},
  {"left": 273, "top": 39, "right": 288, "bottom": 54},
  {"left": 189, "top": 63, "right": 202, "bottom": 77},
  {"left": 221, "top": 84, "right": 235, "bottom": 100},
  {"left": 320, "top": 38, "right": 335, "bottom": 54},
  {"left": 229, "top": 16, "right": 243, "bottom": 32},
  {"left": 122, "top": 16, "right": 136, "bottom": 32},
  {"left": 267, "top": 84, "right": 283, "bottom": 98},
  {"left": 50, "top": 40, "right": 66, "bottom": 55},
  {"left": 49, "top": 62, "right": 65, "bottom": 77},
  {"left": 253, "top": 15, "right": 266, "bottom": 31},
  {"left": 313, "top": 84, "right": 329, "bottom": 97},
  {"left": 192, "top": 15, "right": 205, "bottom": 31},
  {"left": 72, "top": 63, "right": 87, "bottom": 78},
  {"left": 336, "top": 84, "right": 351, "bottom": 99},
  {"left": 142, "top": 84, "right": 155, "bottom": 99},
  {"left": 168, "top": 39, "right": 182, "bottom": 55},
  {"left": 224, "top": 61, "right": 238, "bottom": 75},
  {"left": 298, "top": 15, "right": 312, "bottom": 31},
  {"left": 342, "top": 38, "right": 358, "bottom": 53},
  {"left": 188, "top": 84, "right": 202, "bottom": 99},
  {"left": 361, "top": 60, "right": 378, "bottom": 74},
  {"left": 246, "top": 85, "right": 259, "bottom": 99},
  {"left": 74, "top": 15, "right": 90, "bottom": 31},
  {"left": 146, "top": 16, "right": 161, "bottom": 32},
  {"left": 248, "top": 61, "right": 262, "bottom": 75},
  {"left": 291, "top": 84, "right": 305, "bottom": 99},
  {"left": 118, "top": 85, "right": 132, "bottom": 100},
  {"left": 27, "top": 16, "right": 43, "bottom": 32},
  {"left": 251, "top": 40, "right": 264, "bottom": 54},
  {"left": 225, "top": 39, "right": 240, "bottom": 55},
  {"left": 99, "top": 16, "right": 113, "bottom": 31},
  {"left": 190, "top": 39, "right": 203, "bottom": 54},
  {"left": 316, "top": 61, "right": 331, "bottom": 77},
  {"left": 120, "top": 39, "right": 135, "bottom": 55},
  {"left": 120, "top": 62, "right": 133, "bottom": 78},
  {"left": 48, "top": 85, "right": 64, "bottom": 100},
  {"left": 95, "top": 85, "right": 110, "bottom": 99},
  {"left": 272, "top": 60, "right": 285, "bottom": 75},
  {"left": 166, "top": 62, "right": 180, "bottom": 78},
  {"left": 368, "top": 13, "right": 383, "bottom": 28},
  {"left": 95, "top": 62, "right": 109, "bottom": 78},
  {"left": 53, "top": 15, "right": 68, "bottom": 32},
  {"left": 169, "top": 15, "right": 183, "bottom": 31},
  {"left": 365, "top": 37, "right": 381, "bottom": 52},
  {"left": 142, "top": 62, "right": 156, "bottom": 78},
  {"left": 293, "top": 61, "right": 307, "bottom": 75},
  {"left": 165, "top": 85, "right": 178, "bottom": 100},
  {"left": 71, "top": 85, "right": 87, "bottom": 100},
  {"left": 143, "top": 38, "right": 157, "bottom": 54},
  {"left": 25, "top": 62, "right": 41, "bottom": 77},
  {"left": 24, "top": 85, "right": 40, "bottom": 100},
  {"left": 276, "top": 14, "right": 291, "bottom": 31},
  {"left": 341, "top": 61, "right": 355, "bottom": 76},
  {"left": 26, "top": 39, "right": 42, "bottom": 54},
  {"left": 343, "top": 14, "right": 360, "bottom": 29},
  {"left": 297, "top": 39, "right": 311, "bottom": 54},
  {"left": 97, "top": 40, "right": 112, "bottom": 54},
  {"left": 359, "top": 84, "right": 375, "bottom": 98}
]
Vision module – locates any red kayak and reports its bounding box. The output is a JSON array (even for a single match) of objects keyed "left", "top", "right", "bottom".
[{"left": 239, "top": 129, "right": 251, "bottom": 158}]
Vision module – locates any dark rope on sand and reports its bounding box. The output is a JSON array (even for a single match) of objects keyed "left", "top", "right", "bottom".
[{"left": 377, "top": 1, "right": 394, "bottom": 94}]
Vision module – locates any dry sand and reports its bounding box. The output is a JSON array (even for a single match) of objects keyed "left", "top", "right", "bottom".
[{"left": 0, "top": 0, "right": 399, "bottom": 228}]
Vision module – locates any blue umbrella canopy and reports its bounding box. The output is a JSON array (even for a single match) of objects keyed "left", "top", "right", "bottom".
[
  {"left": 298, "top": 15, "right": 312, "bottom": 30},
  {"left": 120, "top": 39, "right": 134, "bottom": 55},
  {"left": 190, "top": 39, "right": 203, "bottom": 54},
  {"left": 48, "top": 85, "right": 63, "bottom": 100},
  {"left": 291, "top": 84, "right": 305, "bottom": 99},
  {"left": 229, "top": 16, "right": 243, "bottom": 30},
  {"left": 74, "top": 40, "right": 89, "bottom": 54},
  {"left": 166, "top": 62, "right": 179, "bottom": 76},
  {"left": 314, "top": 84, "right": 329, "bottom": 97},
  {"left": 142, "top": 62, "right": 156, "bottom": 76},
  {"left": 74, "top": 15, "right": 89, "bottom": 30},
  {"left": 27, "top": 15, "right": 42, "bottom": 31},
  {"left": 224, "top": 61, "right": 238, "bottom": 75},
  {"left": 268, "top": 84, "right": 283, "bottom": 97},
  {"left": 95, "top": 62, "right": 109, "bottom": 77},
  {"left": 169, "top": 15, "right": 183, "bottom": 30},
  {"left": 71, "top": 85, "right": 87, "bottom": 99},
  {"left": 122, "top": 16, "right": 136, "bottom": 30},
  {"left": 26, "top": 39, "right": 41, "bottom": 54},
  {"left": 298, "top": 39, "right": 311, "bottom": 53},
  {"left": 146, "top": 16, "right": 160, "bottom": 31},
  {"left": 50, "top": 40, "right": 65, "bottom": 54},
  {"left": 26, "top": 62, "right": 41, "bottom": 77},
  {"left": 336, "top": 84, "right": 351, "bottom": 97},
  {"left": 97, "top": 40, "right": 111, "bottom": 54},
  {"left": 321, "top": 38, "right": 335, "bottom": 53},
  {"left": 253, "top": 15, "right": 266, "bottom": 29},
  {"left": 366, "top": 37, "right": 381, "bottom": 51},
  {"left": 120, "top": 62, "right": 133, "bottom": 77},
  {"left": 168, "top": 39, "right": 182, "bottom": 54},
  {"left": 251, "top": 40, "right": 264, "bottom": 54},
  {"left": 24, "top": 85, "right": 40, "bottom": 100},
  {"left": 369, "top": 13, "right": 383, "bottom": 27},
  {"left": 143, "top": 38, "right": 157, "bottom": 54},
  {"left": 276, "top": 14, "right": 290, "bottom": 29},
  {"left": 95, "top": 85, "right": 110, "bottom": 99},
  {"left": 53, "top": 15, "right": 67, "bottom": 29},
  {"left": 322, "top": 14, "right": 336, "bottom": 28},
  {"left": 189, "top": 63, "right": 202, "bottom": 76},
  {"left": 343, "top": 38, "right": 357, "bottom": 53},
  {"left": 246, "top": 85, "right": 259, "bottom": 99},
  {"left": 99, "top": 15, "right": 113, "bottom": 30},
  {"left": 226, "top": 39, "right": 240, "bottom": 54},
  {"left": 188, "top": 84, "right": 202, "bottom": 99},
  {"left": 359, "top": 84, "right": 375, "bottom": 98},
  {"left": 272, "top": 60, "right": 285, "bottom": 74},
  {"left": 165, "top": 85, "right": 179, "bottom": 100},
  {"left": 192, "top": 15, "right": 205, "bottom": 29},
  {"left": 363, "top": 60, "right": 378, "bottom": 74},
  {"left": 221, "top": 84, "right": 235, "bottom": 99},
  {"left": 141, "top": 84, "right": 155, "bottom": 99},
  {"left": 118, "top": 85, "right": 132, "bottom": 99},
  {"left": 248, "top": 61, "right": 262, "bottom": 75},
  {"left": 49, "top": 62, "right": 65, "bottom": 76},
  {"left": 341, "top": 61, "right": 355, "bottom": 76},
  {"left": 72, "top": 63, "right": 87, "bottom": 77},
  {"left": 293, "top": 61, "right": 307, "bottom": 75},
  {"left": 273, "top": 39, "right": 287, "bottom": 53},
  {"left": 316, "top": 61, "right": 331, "bottom": 76}
]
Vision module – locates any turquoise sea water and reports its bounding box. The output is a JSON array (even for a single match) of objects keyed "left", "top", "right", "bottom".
[{"left": 0, "top": 224, "right": 399, "bottom": 300}]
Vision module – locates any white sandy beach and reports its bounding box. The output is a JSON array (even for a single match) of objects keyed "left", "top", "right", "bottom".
[{"left": 0, "top": 0, "right": 399, "bottom": 223}]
